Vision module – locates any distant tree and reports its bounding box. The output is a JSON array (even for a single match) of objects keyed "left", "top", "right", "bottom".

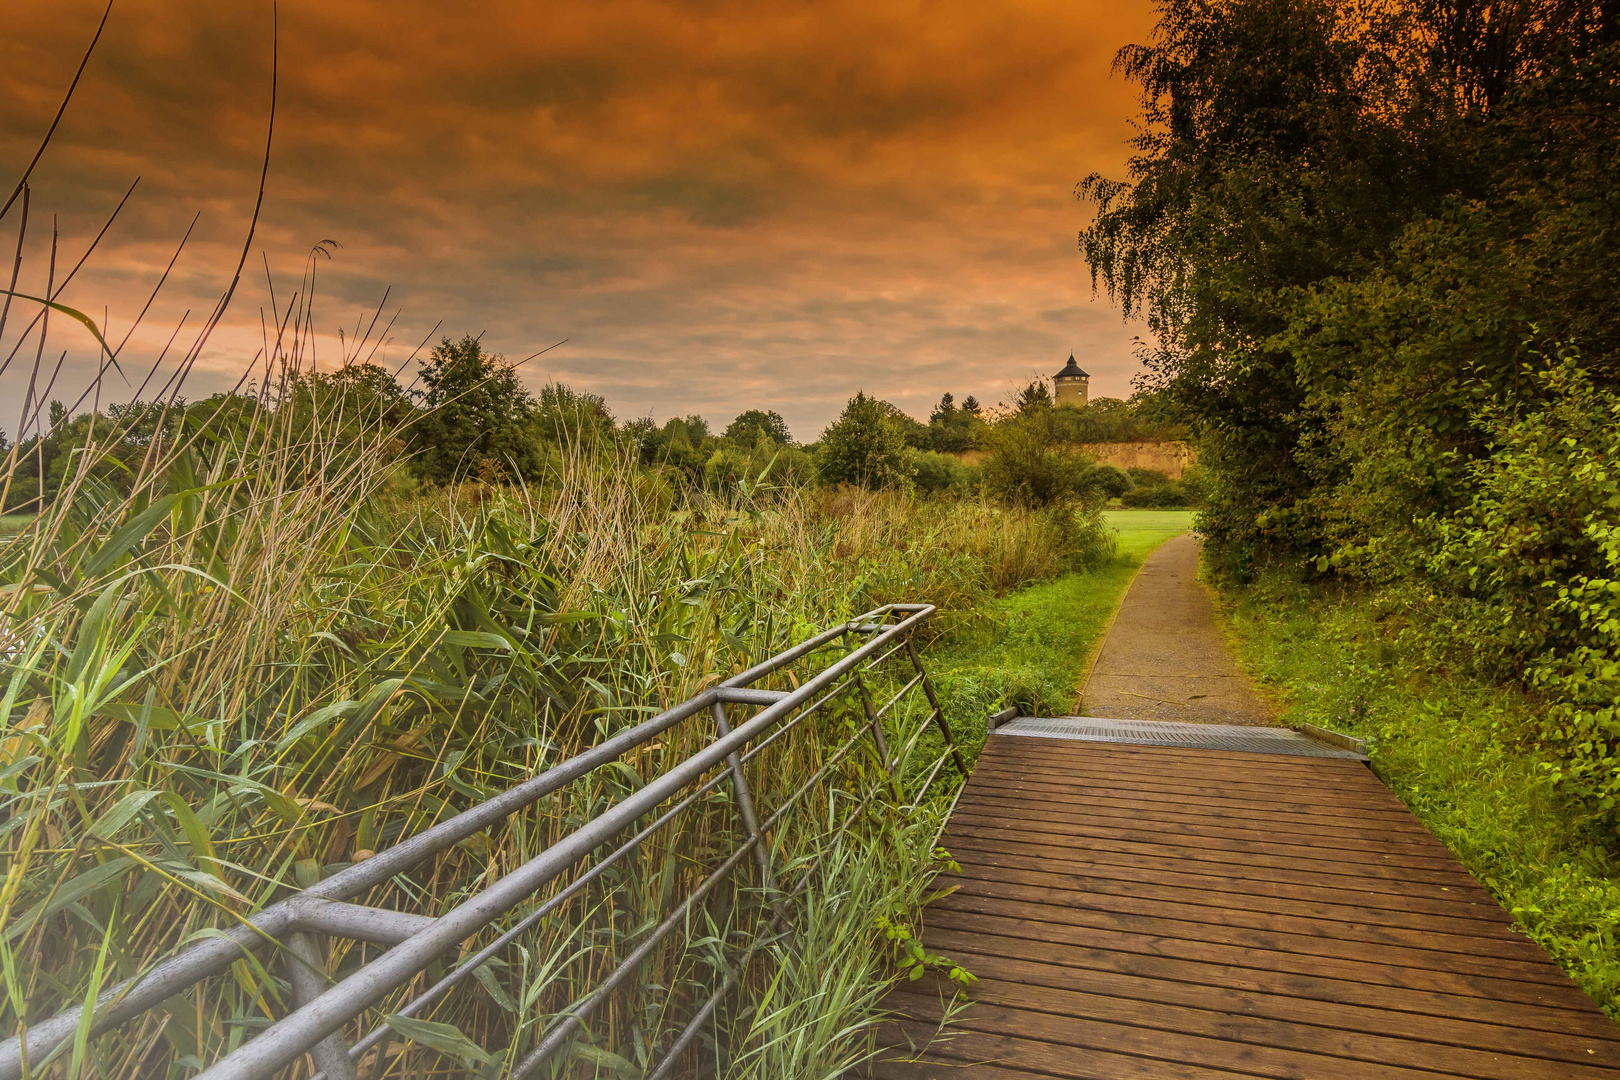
[
  {"left": 961, "top": 395, "right": 982, "bottom": 417},
  {"left": 1016, "top": 380, "right": 1053, "bottom": 415},
  {"left": 534, "top": 382, "right": 614, "bottom": 444},
  {"left": 724, "top": 409, "right": 793, "bottom": 447},
  {"left": 923, "top": 392, "right": 984, "bottom": 453},
  {"left": 411, "top": 335, "right": 542, "bottom": 484},
  {"left": 816, "top": 391, "right": 911, "bottom": 489}
]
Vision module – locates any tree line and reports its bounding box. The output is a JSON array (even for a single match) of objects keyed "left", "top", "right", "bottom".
[{"left": 4, "top": 336, "right": 1192, "bottom": 512}]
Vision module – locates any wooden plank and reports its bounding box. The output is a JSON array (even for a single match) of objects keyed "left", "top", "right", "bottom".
[
  {"left": 964, "top": 767, "right": 1419, "bottom": 815},
  {"left": 883, "top": 992, "right": 1481, "bottom": 1080},
  {"left": 941, "top": 838, "right": 1514, "bottom": 924},
  {"left": 921, "top": 922, "right": 1620, "bottom": 1042},
  {"left": 957, "top": 771, "right": 1437, "bottom": 832},
  {"left": 940, "top": 824, "right": 1487, "bottom": 894},
  {"left": 936, "top": 883, "right": 1570, "bottom": 982},
  {"left": 979, "top": 740, "right": 1385, "bottom": 785},
  {"left": 955, "top": 789, "right": 1466, "bottom": 852},
  {"left": 870, "top": 1018, "right": 1281, "bottom": 1079},
  {"left": 886, "top": 980, "right": 1620, "bottom": 1080},
  {"left": 943, "top": 811, "right": 1473, "bottom": 874},
  {"left": 925, "top": 904, "right": 1601, "bottom": 1011},
  {"left": 919, "top": 943, "right": 1620, "bottom": 1066},
  {"left": 943, "top": 850, "right": 1527, "bottom": 938},
  {"left": 869, "top": 735, "right": 1620, "bottom": 1078}
]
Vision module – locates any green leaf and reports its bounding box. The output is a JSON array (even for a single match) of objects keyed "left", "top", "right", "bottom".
[
  {"left": 441, "top": 630, "right": 513, "bottom": 651},
  {"left": 570, "top": 1043, "right": 639, "bottom": 1077},
  {"left": 6, "top": 858, "right": 135, "bottom": 942},
  {"left": 383, "top": 1014, "right": 490, "bottom": 1067},
  {"left": 81, "top": 493, "right": 181, "bottom": 577},
  {"left": 89, "top": 790, "right": 161, "bottom": 840}
]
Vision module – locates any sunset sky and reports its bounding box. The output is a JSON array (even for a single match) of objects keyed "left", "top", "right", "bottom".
[{"left": 0, "top": 0, "right": 1157, "bottom": 441}]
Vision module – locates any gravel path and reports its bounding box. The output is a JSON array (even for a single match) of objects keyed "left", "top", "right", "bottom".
[{"left": 1078, "top": 533, "right": 1275, "bottom": 726}]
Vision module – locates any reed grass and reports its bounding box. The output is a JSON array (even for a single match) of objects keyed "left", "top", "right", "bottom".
[{"left": 0, "top": 294, "right": 1105, "bottom": 1076}]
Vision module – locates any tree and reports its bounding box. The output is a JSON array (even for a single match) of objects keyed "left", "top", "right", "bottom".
[
  {"left": 723, "top": 409, "right": 793, "bottom": 447},
  {"left": 929, "top": 393, "right": 957, "bottom": 423},
  {"left": 815, "top": 392, "right": 911, "bottom": 489},
  {"left": 1016, "top": 380, "right": 1053, "bottom": 415},
  {"left": 961, "top": 395, "right": 983, "bottom": 417},
  {"left": 411, "top": 335, "right": 542, "bottom": 484}
]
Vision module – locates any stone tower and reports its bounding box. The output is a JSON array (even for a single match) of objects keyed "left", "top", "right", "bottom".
[{"left": 1054, "top": 354, "right": 1089, "bottom": 407}]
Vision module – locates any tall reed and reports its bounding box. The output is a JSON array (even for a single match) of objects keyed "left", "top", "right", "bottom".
[{"left": 0, "top": 285, "right": 1104, "bottom": 1076}]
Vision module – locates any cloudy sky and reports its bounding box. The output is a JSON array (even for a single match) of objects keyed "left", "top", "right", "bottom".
[{"left": 0, "top": 0, "right": 1156, "bottom": 442}]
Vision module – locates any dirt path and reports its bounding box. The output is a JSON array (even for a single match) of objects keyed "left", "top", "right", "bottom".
[{"left": 1078, "top": 532, "right": 1275, "bottom": 726}]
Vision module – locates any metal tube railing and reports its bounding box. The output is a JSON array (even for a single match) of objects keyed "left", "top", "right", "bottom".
[{"left": 5, "top": 602, "right": 965, "bottom": 1080}]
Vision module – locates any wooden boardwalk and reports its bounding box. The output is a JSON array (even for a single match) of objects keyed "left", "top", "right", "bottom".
[{"left": 870, "top": 727, "right": 1620, "bottom": 1079}]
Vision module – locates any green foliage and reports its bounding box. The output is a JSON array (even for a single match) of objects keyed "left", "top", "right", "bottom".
[
  {"left": 723, "top": 408, "right": 794, "bottom": 447},
  {"left": 921, "top": 393, "right": 986, "bottom": 453},
  {"left": 816, "top": 392, "right": 912, "bottom": 490},
  {"left": 1415, "top": 350, "right": 1620, "bottom": 815},
  {"left": 1015, "top": 380, "right": 1053, "bottom": 415},
  {"left": 411, "top": 336, "right": 543, "bottom": 484},
  {"left": 909, "top": 450, "right": 976, "bottom": 495},
  {"left": 1126, "top": 466, "right": 1169, "bottom": 487},
  {"left": 1120, "top": 483, "right": 1193, "bottom": 508},
  {"left": 1083, "top": 463, "right": 1132, "bottom": 499},
  {"left": 980, "top": 408, "right": 1090, "bottom": 508}
]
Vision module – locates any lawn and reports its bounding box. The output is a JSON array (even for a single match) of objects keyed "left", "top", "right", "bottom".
[
  {"left": 927, "top": 508, "right": 1196, "bottom": 748},
  {"left": 0, "top": 513, "right": 34, "bottom": 536}
]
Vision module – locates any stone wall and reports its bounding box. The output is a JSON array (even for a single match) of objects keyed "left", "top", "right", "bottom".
[
  {"left": 1079, "top": 441, "right": 1197, "bottom": 480},
  {"left": 955, "top": 441, "right": 1197, "bottom": 480}
]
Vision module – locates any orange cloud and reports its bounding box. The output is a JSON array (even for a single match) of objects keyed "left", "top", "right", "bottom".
[{"left": 1, "top": 0, "right": 1155, "bottom": 440}]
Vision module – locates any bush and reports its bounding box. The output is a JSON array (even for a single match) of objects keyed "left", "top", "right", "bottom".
[
  {"left": 981, "top": 413, "right": 1089, "bottom": 508},
  {"left": 1083, "top": 463, "right": 1132, "bottom": 499},
  {"left": 910, "top": 450, "right": 974, "bottom": 495},
  {"left": 1126, "top": 466, "right": 1170, "bottom": 487},
  {"left": 1120, "top": 482, "right": 1192, "bottom": 508},
  {"left": 816, "top": 392, "right": 912, "bottom": 489},
  {"left": 1418, "top": 351, "right": 1620, "bottom": 817}
]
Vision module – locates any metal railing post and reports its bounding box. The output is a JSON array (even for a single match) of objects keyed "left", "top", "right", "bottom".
[
  {"left": 854, "top": 675, "right": 893, "bottom": 773},
  {"left": 282, "top": 933, "right": 357, "bottom": 1080},
  {"left": 710, "top": 700, "right": 783, "bottom": 904},
  {"left": 905, "top": 637, "right": 968, "bottom": 775}
]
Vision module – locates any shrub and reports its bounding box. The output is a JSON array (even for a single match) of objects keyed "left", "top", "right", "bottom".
[
  {"left": 1120, "top": 482, "right": 1192, "bottom": 508},
  {"left": 981, "top": 412, "right": 1089, "bottom": 508},
  {"left": 816, "top": 392, "right": 912, "bottom": 489},
  {"left": 910, "top": 450, "right": 974, "bottom": 495},
  {"left": 1126, "top": 466, "right": 1171, "bottom": 487},
  {"left": 1083, "top": 463, "right": 1132, "bottom": 499}
]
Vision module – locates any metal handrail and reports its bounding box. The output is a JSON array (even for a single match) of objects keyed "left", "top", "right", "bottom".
[{"left": 3, "top": 602, "right": 966, "bottom": 1080}]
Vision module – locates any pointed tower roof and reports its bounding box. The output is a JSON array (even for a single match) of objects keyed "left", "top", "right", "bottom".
[{"left": 1055, "top": 354, "right": 1089, "bottom": 379}]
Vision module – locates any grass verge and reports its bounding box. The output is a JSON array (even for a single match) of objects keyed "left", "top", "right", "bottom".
[
  {"left": 927, "top": 510, "right": 1195, "bottom": 753},
  {"left": 1219, "top": 575, "right": 1620, "bottom": 1015}
]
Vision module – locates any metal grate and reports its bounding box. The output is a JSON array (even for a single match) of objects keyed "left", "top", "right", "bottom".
[{"left": 994, "top": 715, "right": 1368, "bottom": 760}]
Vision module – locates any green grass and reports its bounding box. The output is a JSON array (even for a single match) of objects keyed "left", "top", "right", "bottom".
[
  {"left": 1220, "top": 575, "right": 1620, "bottom": 1015},
  {"left": 0, "top": 513, "right": 33, "bottom": 536},
  {"left": 1102, "top": 508, "right": 1197, "bottom": 541},
  {"left": 927, "top": 508, "right": 1195, "bottom": 749}
]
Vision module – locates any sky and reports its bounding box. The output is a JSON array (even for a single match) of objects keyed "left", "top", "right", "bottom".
[{"left": 0, "top": 0, "right": 1157, "bottom": 443}]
